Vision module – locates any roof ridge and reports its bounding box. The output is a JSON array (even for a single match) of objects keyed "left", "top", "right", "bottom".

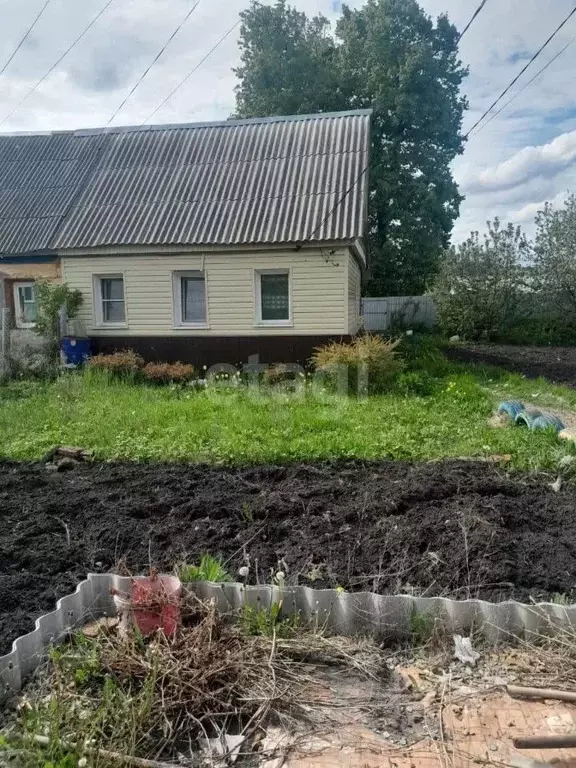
[
  {"left": 0, "top": 109, "right": 372, "bottom": 139},
  {"left": 0, "top": 110, "right": 371, "bottom": 252}
]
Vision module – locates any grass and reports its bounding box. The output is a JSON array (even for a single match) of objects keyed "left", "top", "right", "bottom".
[
  {"left": 0, "top": 339, "right": 575, "bottom": 470},
  {"left": 176, "top": 554, "right": 231, "bottom": 583},
  {"left": 2, "top": 596, "right": 385, "bottom": 766}
]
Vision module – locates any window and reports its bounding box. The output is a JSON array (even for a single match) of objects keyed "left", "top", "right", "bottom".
[
  {"left": 94, "top": 275, "right": 126, "bottom": 326},
  {"left": 13, "top": 282, "right": 37, "bottom": 328},
  {"left": 255, "top": 269, "right": 291, "bottom": 325},
  {"left": 173, "top": 271, "right": 207, "bottom": 326}
]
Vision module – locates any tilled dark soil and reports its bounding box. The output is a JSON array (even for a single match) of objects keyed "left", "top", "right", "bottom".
[
  {"left": 2, "top": 458, "right": 576, "bottom": 654},
  {"left": 445, "top": 343, "right": 576, "bottom": 387}
]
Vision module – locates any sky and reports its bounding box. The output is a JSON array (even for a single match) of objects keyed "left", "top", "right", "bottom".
[{"left": 0, "top": 0, "right": 575, "bottom": 242}]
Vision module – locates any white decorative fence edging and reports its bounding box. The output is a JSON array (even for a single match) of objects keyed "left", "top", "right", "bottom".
[{"left": 2, "top": 574, "right": 575, "bottom": 698}]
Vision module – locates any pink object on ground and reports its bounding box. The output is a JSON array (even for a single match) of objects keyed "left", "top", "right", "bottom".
[{"left": 130, "top": 574, "right": 182, "bottom": 636}]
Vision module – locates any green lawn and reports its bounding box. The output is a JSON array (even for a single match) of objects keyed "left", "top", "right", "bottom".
[{"left": 0, "top": 346, "right": 574, "bottom": 469}]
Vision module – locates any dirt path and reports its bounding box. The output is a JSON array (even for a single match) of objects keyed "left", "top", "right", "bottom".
[
  {"left": 444, "top": 343, "right": 576, "bottom": 387},
  {"left": 1, "top": 458, "right": 576, "bottom": 654}
]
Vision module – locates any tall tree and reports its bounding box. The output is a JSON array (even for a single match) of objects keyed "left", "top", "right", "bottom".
[
  {"left": 234, "top": 1, "right": 340, "bottom": 118},
  {"left": 432, "top": 219, "right": 532, "bottom": 340},
  {"left": 534, "top": 195, "right": 576, "bottom": 322},
  {"left": 234, "top": 0, "right": 468, "bottom": 295}
]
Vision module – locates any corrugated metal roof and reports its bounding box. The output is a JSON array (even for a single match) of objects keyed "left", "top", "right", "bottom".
[
  {"left": 0, "top": 133, "right": 108, "bottom": 255},
  {"left": 0, "top": 110, "right": 371, "bottom": 254}
]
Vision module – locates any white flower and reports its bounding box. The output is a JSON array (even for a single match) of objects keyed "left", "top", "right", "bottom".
[
  {"left": 78, "top": 758, "right": 88, "bottom": 767},
  {"left": 238, "top": 566, "right": 249, "bottom": 578}
]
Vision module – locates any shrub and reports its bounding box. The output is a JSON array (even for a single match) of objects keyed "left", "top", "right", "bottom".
[
  {"left": 534, "top": 195, "right": 576, "bottom": 325},
  {"left": 87, "top": 350, "right": 144, "bottom": 376},
  {"left": 33, "top": 280, "right": 83, "bottom": 359},
  {"left": 399, "top": 334, "right": 453, "bottom": 377},
  {"left": 311, "top": 335, "right": 404, "bottom": 395},
  {"left": 143, "top": 361, "right": 195, "bottom": 384},
  {"left": 395, "top": 370, "right": 438, "bottom": 397},
  {"left": 432, "top": 218, "right": 532, "bottom": 341}
]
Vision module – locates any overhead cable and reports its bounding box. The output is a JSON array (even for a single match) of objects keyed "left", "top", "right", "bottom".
[
  {"left": 466, "top": 4, "right": 576, "bottom": 137},
  {"left": 469, "top": 34, "right": 576, "bottom": 137},
  {"left": 0, "top": 0, "right": 53, "bottom": 78},
  {"left": 143, "top": 18, "right": 240, "bottom": 125},
  {"left": 0, "top": 0, "right": 117, "bottom": 128},
  {"left": 106, "top": 0, "right": 202, "bottom": 126},
  {"left": 458, "top": 0, "right": 489, "bottom": 43}
]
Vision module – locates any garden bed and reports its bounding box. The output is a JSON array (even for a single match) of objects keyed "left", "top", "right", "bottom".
[
  {"left": 445, "top": 343, "right": 576, "bottom": 387},
  {"left": 2, "top": 458, "right": 576, "bottom": 655}
]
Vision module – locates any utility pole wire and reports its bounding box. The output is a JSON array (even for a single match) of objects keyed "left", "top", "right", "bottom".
[
  {"left": 298, "top": 163, "right": 370, "bottom": 247},
  {"left": 0, "top": 0, "right": 117, "bottom": 129},
  {"left": 458, "top": 0, "right": 489, "bottom": 43},
  {"left": 106, "top": 0, "right": 202, "bottom": 127},
  {"left": 469, "top": 33, "right": 576, "bottom": 137},
  {"left": 143, "top": 18, "right": 241, "bottom": 125},
  {"left": 0, "top": 0, "right": 53, "bottom": 78},
  {"left": 466, "top": 4, "right": 576, "bottom": 137}
]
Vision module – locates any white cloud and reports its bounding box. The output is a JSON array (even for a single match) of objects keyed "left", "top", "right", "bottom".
[
  {"left": 461, "top": 131, "right": 576, "bottom": 193},
  {"left": 508, "top": 190, "right": 569, "bottom": 224}
]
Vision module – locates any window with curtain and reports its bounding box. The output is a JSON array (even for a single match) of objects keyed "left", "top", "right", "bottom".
[{"left": 258, "top": 271, "right": 290, "bottom": 322}]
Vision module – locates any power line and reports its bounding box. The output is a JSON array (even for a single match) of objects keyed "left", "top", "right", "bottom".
[
  {"left": 298, "top": 163, "right": 370, "bottom": 247},
  {"left": 458, "top": 0, "right": 489, "bottom": 43},
  {"left": 466, "top": 4, "right": 576, "bottom": 137},
  {"left": 0, "top": 0, "right": 116, "bottom": 129},
  {"left": 106, "top": 0, "right": 201, "bottom": 127},
  {"left": 143, "top": 18, "right": 241, "bottom": 125},
  {"left": 0, "top": 0, "right": 53, "bottom": 78},
  {"left": 469, "top": 33, "right": 576, "bottom": 137}
]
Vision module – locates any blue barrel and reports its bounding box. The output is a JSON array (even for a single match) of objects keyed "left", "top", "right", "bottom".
[
  {"left": 497, "top": 400, "right": 525, "bottom": 420},
  {"left": 61, "top": 336, "right": 91, "bottom": 367},
  {"left": 532, "top": 414, "right": 565, "bottom": 432},
  {"left": 515, "top": 409, "right": 543, "bottom": 428}
]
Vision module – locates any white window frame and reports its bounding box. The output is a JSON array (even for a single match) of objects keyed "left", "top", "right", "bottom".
[
  {"left": 254, "top": 268, "right": 292, "bottom": 327},
  {"left": 93, "top": 274, "right": 127, "bottom": 328},
  {"left": 13, "top": 281, "right": 37, "bottom": 329},
  {"left": 172, "top": 270, "right": 209, "bottom": 328}
]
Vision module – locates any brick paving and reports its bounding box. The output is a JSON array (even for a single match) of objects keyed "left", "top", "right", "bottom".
[{"left": 263, "top": 692, "right": 576, "bottom": 767}]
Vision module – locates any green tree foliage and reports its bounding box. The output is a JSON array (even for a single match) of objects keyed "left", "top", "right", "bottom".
[
  {"left": 234, "top": 0, "right": 468, "bottom": 295},
  {"left": 534, "top": 194, "right": 576, "bottom": 322},
  {"left": 432, "top": 219, "right": 532, "bottom": 340},
  {"left": 235, "top": 3, "right": 340, "bottom": 117},
  {"left": 34, "top": 280, "right": 83, "bottom": 357}
]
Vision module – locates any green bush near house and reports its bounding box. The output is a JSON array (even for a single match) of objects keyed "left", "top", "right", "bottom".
[
  {"left": 311, "top": 335, "right": 404, "bottom": 395},
  {"left": 33, "top": 280, "right": 83, "bottom": 357}
]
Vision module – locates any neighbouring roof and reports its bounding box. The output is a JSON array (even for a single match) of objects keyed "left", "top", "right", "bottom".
[{"left": 0, "top": 110, "right": 371, "bottom": 256}]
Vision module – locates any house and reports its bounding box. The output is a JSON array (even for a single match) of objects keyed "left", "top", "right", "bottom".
[{"left": 0, "top": 109, "right": 370, "bottom": 365}]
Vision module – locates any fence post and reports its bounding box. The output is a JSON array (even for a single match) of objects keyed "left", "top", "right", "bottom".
[{"left": 1, "top": 307, "right": 11, "bottom": 378}]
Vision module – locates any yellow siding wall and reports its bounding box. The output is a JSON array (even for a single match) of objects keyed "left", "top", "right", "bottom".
[
  {"left": 62, "top": 249, "right": 349, "bottom": 336},
  {"left": 347, "top": 253, "right": 362, "bottom": 334}
]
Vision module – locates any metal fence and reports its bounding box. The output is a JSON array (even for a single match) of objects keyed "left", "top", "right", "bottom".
[
  {"left": 361, "top": 296, "right": 436, "bottom": 332},
  {"left": 0, "top": 308, "right": 49, "bottom": 378}
]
